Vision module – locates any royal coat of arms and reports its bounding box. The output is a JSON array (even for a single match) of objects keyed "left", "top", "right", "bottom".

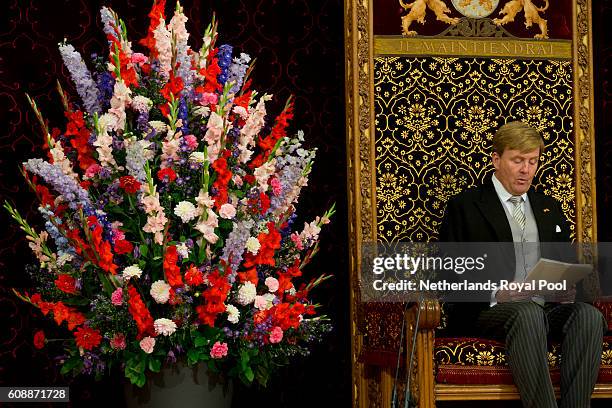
[{"left": 451, "top": 0, "right": 499, "bottom": 18}]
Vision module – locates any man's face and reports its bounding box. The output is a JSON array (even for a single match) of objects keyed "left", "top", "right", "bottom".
[{"left": 492, "top": 147, "right": 540, "bottom": 195}]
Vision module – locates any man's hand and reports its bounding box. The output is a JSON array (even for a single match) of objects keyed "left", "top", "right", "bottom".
[{"left": 544, "top": 285, "right": 576, "bottom": 303}]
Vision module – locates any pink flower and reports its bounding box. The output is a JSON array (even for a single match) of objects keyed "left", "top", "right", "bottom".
[
  {"left": 219, "top": 203, "right": 236, "bottom": 219},
  {"left": 265, "top": 277, "right": 279, "bottom": 293},
  {"left": 270, "top": 178, "right": 282, "bottom": 196},
  {"left": 111, "top": 287, "right": 123, "bottom": 306},
  {"left": 85, "top": 164, "right": 101, "bottom": 179},
  {"left": 291, "top": 232, "right": 303, "bottom": 250},
  {"left": 131, "top": 52, "right": 148, "bottom": 65},
  {"left": 110, "top": 333, "right": 126, "bottom": 350},
  {"left": 183, "top": 134, "right": 198, "bottom": 150},
  {"left": 210, "top": 341, "right": 228, "bottom": 359},
  {"left": 139, "top": 336, "right": 156, "bottom": 354},
  {"left": 232, "top": 174, "right": 243, "bottom": 187},
  {"left": 254, "top": 295, "right": 268, "bottom": 310},
  {"left": 269, "top": 326, "right": 283, "bottom": 344},
  {"left": 200, "top": 92, "right": 218, "bottom": 106}
]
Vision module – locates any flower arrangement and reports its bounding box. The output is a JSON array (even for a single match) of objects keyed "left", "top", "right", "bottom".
[{"left": 6, "top": 0, "right": 333, "bottom": 388}]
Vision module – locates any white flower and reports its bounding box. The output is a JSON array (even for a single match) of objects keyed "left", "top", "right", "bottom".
[
  {"left": 176, "top": 242, "right": 190, "bottom": 258},
  {"left": 174, "top": 201, "right": 198, "bottom": 223},
  {"left": 122, "top": 264, "right": 142, "bottom": 280},
  {"left": 189, "top": 151, "right": 206, "bottom": 164},
  {"left": 236, "top": 282, "right": 257, "bottom": 305},
  {"left": 232, "top": 105, "right": 248, "bottom": 119},
  {"left": 131, "top": 95, "right": 153, "bottom": 112},
  {"left": 226, "top": 304, "right": 240, "bottom": 324},
  {"left": 150, "top": 280, "right": 171, "bottom": 304},
  {"left": 245, "top": 237, "right": 261, "bottom": 255},
  {"left": 193, "top": 106, "right": 210, "bottom": 118},
  {"left": 154, "top": 318, "right": 177, "bottom": 336},
  {"left": 219, "top": 203, "right": 236, "bottom": 219},
  {"left": 148, "top": 120, "right": 168, "bottom": 133}
]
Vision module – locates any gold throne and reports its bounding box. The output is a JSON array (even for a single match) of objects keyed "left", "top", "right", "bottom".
[{"left": 345, "top": 0, "right": 612, "bottom": 406}]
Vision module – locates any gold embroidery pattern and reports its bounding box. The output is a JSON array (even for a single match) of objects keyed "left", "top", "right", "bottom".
[{"left": 374, "top": 56, "right": 575, "bottom": 242}]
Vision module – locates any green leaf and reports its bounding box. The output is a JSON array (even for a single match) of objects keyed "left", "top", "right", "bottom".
[
  {"left": 135, "top": 373, "right": 146, "bottom": 387},
  {"left": 187, "top": 349, "right": 200, "bottom": 365},
  {"left": 139, "top": 244, "right": 149, "bottom": 258},
  {"left": 60, "top": 356, "right": 82, "bottom": 375},
  {"left": 148, "top": 358, "right": 161, "bottom": 373},
  {"left": 194, "top": 336, "right": 207, "bottom": 347},
  {"left": 244, "top": 366, "right": 254, "bottom": 383},
  {"left": 62, "top": 297, "right": 90, "bottom": 306}
]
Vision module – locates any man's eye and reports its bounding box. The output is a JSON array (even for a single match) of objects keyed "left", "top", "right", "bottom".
[{"left": 513, "top": 159, "right": 522, "bottom": 164}]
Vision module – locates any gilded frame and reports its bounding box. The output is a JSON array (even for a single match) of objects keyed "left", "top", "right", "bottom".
[{"left": 344, "top": 1, "right": 597, "bottom": 407}]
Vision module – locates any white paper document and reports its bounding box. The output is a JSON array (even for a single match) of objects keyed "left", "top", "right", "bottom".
[{"left": 525, "top": 258, "right": 592, "bottom": 286}]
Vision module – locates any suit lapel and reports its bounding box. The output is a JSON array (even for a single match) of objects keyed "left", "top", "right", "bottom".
[
  {"left": 474, "top": 180, "right": 513, "bottom": 242},
  {"left": 528, "top": 190, "right": 553, "bottom": 242}
]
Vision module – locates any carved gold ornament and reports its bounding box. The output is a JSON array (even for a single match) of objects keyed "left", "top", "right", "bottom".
[
  {"left": 399, "top": 0, "right": 460, "bottom": 36},
  {"left": 493, "top": 0, "right": 550, "bottom": 39}
]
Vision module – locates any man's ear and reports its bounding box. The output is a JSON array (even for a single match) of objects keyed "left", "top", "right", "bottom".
[{"left": 492, "top": 152, "right": 500, "bottom": 170}]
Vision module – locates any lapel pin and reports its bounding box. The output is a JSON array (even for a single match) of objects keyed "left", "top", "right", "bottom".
[{"left": 543, "top": 208, "right": 550, "bottom": 213}]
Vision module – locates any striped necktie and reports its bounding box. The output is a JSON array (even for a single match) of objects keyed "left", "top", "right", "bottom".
[{"left": 509, "top": 196, "right": 526, "bottom": 230}]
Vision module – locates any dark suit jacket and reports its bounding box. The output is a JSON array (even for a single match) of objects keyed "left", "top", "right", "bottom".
[{"left": 438, "top": 177, "right": 572, "bottom": 334}]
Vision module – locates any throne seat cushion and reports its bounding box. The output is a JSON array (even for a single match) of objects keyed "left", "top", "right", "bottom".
[{"left": 434, "top": 336, "right": 612, "bottom": 385}]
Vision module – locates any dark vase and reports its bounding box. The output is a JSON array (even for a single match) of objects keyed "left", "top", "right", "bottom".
[{"left": 124, "top": 361, "right": 232, "bottom": 408}]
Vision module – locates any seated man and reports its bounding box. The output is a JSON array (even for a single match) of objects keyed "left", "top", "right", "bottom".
[{"left": 439, "top": 121, "right": 606, "bottom": 408}]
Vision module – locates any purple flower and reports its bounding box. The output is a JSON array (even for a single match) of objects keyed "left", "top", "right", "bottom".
[
  {"left": 228, "top": 53, "right": 251, "bottom": 94},
  {"left": 96, "top": 71, "right": 115, "bottom": 110},
  {"left": 24, "top": 159, "right": 92, "bottom": 211},
  {"left": 58, "top": 44, "right": 101, "bottom": 115},
  {"left": 221, "top": 219, "right": 254, "bottom": 273},
  {"left": 217, "top": 44, "right": 233, "bottom": 86}
]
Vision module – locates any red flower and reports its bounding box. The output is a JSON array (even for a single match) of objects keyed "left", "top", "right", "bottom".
[
  {"left": 66, "top": 311, "right": 86, "bottom": 330},
  {"left": 270, "top": 302, "right": 307, "bottom": 331},
  {"left": 140, "top": 0, "right": 167, "bottom": 59},
  {"left": 277, "top": 259, "right": 302, "bottom": 294},
  {"left": 35, "top": 184, "right": 55, "bottom": 208},
  {"left": 243, "top": 174, "right": 255, "bottom": 185},
  {"left": 163, "top": 246, "right": 183, "bottom": 288},
  {"left": 74, "top": 326, "right": 102, "bottom": 350},
  {"left": 114, "top": 239, "right": 134, "bottom": 255},
  {"left": 211, "top": 152, "right": 232, "bottom": 208},
  {"left": 184, "top": 265, "right": 204, "bottom": 287},
  {"left": 233, "top": 91, "right": 252, "bottom": 110},
  {"left": 195, "top": 48, "right": 222, "bottom": 94},
  {"left": 52, "top": 302, "right": 71, "bottom": 326},
  {"left": 54, "top": 274, "right": 78, "bottom": 295},
  {"left": 127, "top": 285, "right": 155, "bottom": 338},
  {"left": 91, "top": 226, "right": 118, "bottom": 274},
  {"left": 157, "top": 167, "right": 177, "bottom": 183},
  {"left": 259, "top": 193, "right": 270, "bottom": 214},
  {"left": 65, "top": 110, "right": 96, "bottom": 171},
  {"left": 196, "top": 269, "right": 231, "bottom": 326},
  {"left": 160, "top": 72, "right": 184, "bottom": 102},
  {"left": 119, "top": 176, "right": 141, "bottom": 194},
  {"left": 239, "top": 222, "right": 281, "bottom": 285},
  {"left": 250, "top": 101, "right": 294, "bottom": 169},
  {"left": 33, "top": 330, "right": 46, "bottom": 349}
]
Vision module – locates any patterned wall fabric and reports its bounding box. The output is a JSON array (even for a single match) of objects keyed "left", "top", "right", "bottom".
[{"left": 374, "top": 56, "right": 575, "bottom": 242}]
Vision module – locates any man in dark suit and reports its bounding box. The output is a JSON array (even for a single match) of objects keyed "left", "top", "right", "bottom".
[{"left": 439, "top": 121, "right": 605, "bottom": 408}]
